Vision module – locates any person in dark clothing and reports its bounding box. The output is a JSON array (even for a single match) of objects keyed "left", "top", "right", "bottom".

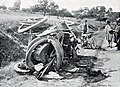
[
  {"left": 115, "top": 18, "right": 120, "bottom": 50},
  {"left": 83, "top": 20, "right": 88, "bottom": 34}
]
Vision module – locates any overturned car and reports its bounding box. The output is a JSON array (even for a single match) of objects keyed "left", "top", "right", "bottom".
[
  {"left": 14, "top": 17, "right": 107, "bottom": 81},
  {"left": 15, "top": 17, "right": 79, "bottom": 79}
]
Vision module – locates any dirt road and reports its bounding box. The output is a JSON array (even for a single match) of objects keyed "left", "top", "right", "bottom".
[{"left": 91, "top": 50, "right": 120, "bottom": 87}]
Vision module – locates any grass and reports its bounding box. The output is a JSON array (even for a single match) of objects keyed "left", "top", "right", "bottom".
[{"left": 0, "top": 21, "right": 26, "bottom": 67}]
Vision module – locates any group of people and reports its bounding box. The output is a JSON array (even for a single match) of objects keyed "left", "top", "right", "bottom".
[
  {"left": 105, "top": 18, "right": 120, "bottom": 50},
  {"left": 78, "top": 18, "right": 120, "bottom": 50}
]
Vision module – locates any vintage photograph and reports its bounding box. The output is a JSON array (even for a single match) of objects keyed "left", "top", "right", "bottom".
[{"left": 0, "top": 0, "right": 120, "bottom": 87}]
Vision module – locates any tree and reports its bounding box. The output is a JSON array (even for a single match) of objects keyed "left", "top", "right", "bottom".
[
  {"left": 89, "top": 7, "right": 97, "bottom": 18},
  {"left": 108, "top": 8, "right": 113, "bottom": 13},
  {"left": 38, "top": 0, "right": 49, "bottom": 16},
  {"left": 8, "top": 7, "right": 15, "bottom": 11},
  {"left": 72, "top": 8, "right": 85, "bottom": 19},
  {"left": 83, "top": 7, "right": 89, "bottom": 13},
  {"left": 96, "top": 6, "right": 106, "bottom": 17},
  {"left": 59, "top": 8, "right": 66, "bottom": 19},
  {"left": 107, "top": 7, "right": 113, "bottom": 13},
  {"left": 97, "top": 6, "right": 106, "bottom": 13},
  {"left": 30, "top": 4, "right": 41, "bottom": 12},
  {"left": 106, "top": 7, "right": 113, "bottom": 17},
  {"left": 0, "top": 5, "right": 7, "bottom": 10},
  {"left": 48, "top": 1, "right": 59, "bottom": 18},
  {"left": 30, "top": 0, "right": 49, "bottom": 16},
  {"left": 21, "top": 8, "right": 31, "bottom": 13},
  {"left": 59, "top": 8, "right": 73, "bottom": 19},
  {"left": 13, "top": 0, "right": 21, "bottom": 11}
]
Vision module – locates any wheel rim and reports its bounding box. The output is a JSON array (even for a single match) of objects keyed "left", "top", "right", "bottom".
[
  {"left": 18, "top": 17, "right": 48, "bottom": 33},
  {"left": 25, "top": 36, "right": 64, "bottom": 71}
]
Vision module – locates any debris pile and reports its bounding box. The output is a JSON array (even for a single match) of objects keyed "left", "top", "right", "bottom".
[{"left": 0, "top": 17, "right": 108, "bottom": 83}]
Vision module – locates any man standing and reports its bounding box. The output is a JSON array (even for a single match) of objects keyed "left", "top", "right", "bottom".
[
  {"left": 78, "top": 20, "right": 89, "bottom": 34},
  {"left": 115, "top": 18, "right": 120, "bottom": 50},
  {"left": 105, "top": 20, "right": 114, "bottom": 48},
  {"left": 78, "top": 20, "right": 90, "bottom": 47}
]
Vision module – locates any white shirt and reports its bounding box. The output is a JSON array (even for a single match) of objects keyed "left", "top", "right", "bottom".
[
  {"left": 78, "top": 23, "right": 89, "bottom": 33},
  {"left": 105, "top": 24, "right": 112, "bottom": 34}
]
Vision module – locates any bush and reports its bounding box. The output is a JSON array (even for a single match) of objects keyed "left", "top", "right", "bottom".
[{"left": 0, "top": 21, "right": 26, "bottom": 67}]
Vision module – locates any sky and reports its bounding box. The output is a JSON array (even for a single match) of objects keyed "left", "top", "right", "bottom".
[{"left": 0, "top": 0, "right": 120, "bottom": 12}]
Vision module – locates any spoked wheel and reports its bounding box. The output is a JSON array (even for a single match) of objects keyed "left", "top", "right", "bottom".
[{"left": 25, "top": 36, "right": 64, "bottom": 71}]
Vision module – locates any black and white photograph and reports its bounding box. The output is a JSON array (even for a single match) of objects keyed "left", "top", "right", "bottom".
[{"left": 0, "top": 0, "right": 120, "bottom": 87}]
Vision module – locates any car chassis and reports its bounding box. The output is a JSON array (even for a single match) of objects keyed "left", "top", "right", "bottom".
[{"left": 15, "top": 17, "right": 80, "bottom": 79}]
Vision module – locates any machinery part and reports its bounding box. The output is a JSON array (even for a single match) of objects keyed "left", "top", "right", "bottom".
[
  {"left": 61, "top": 20, "right": 74, "bottom": 26},
  {"left": 90, "top": 37, "right": 97, "bottom": 49},
  {"left": 18, "top": 17, "right": 48, "bottom": 33},
  {"left": 36, "top": 57, "right": 55, "bottom": 80},
  {"left": 27, "top": 36, "right": 44, "bottom": 50},
  {"left": 64, "top": 21, "right": 77, "bottom": 39},
  {"left": 116, "top": 18, "right": 120, "bottom": 22},
  {"left": 36, "top": 26, "right": 58, "bottom": 37},
  {"left": 33, "top": 43, "right": 50, "bottom": 64},
  {"left": 25, "top": 36, "right": 64, "bottom": 71},
  {"left": 27, "top": 29, "right": 64, "bottom": 50},
  {"left": 14, "top": 62, "right": 30, "bottom": 75}
]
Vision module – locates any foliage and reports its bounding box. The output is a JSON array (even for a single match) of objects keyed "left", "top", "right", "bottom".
[
  {"left": 88, "top": 7, "right": 97, "bottom": 18},
  {"left": 26, "top": 0, "right": 73, "bottom": 18},
  {"left": 8, "top": 7, "right": 15, "bottom": 11},
  {"left": 0, "top": 5, "right": 7, "bottom": 10},
  {"left": 30, "top": 4, "right": 42, "bottom": 12},
  {"left": 21, "top": 8, "right": 31, "bottom": 13},
  {"left": 72, "top": 8, "right": 89, "bottom": 19},
  {"left": 37, "top": 0, "right": 49, "bottom": 16},
  {"left": 96, "top": 6, "right": 106, "bottom": 13},
  {"left": 13, "top": 0, "right": 21, "bottom": 11},
  {"left": 30, "top": 0, "right": 60, "bottom": 17},
  {"left": 72, "top": 6, "right": 107, "bottom": 19},
  {"left": 48, "top": 1, "right": 59, "bottom": 16},
  {"left": 0, "top": 21, "right": 26, "bottom": 67},
  {"left": 59, "top": 8, "right": 73, "bottom": 18}
]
